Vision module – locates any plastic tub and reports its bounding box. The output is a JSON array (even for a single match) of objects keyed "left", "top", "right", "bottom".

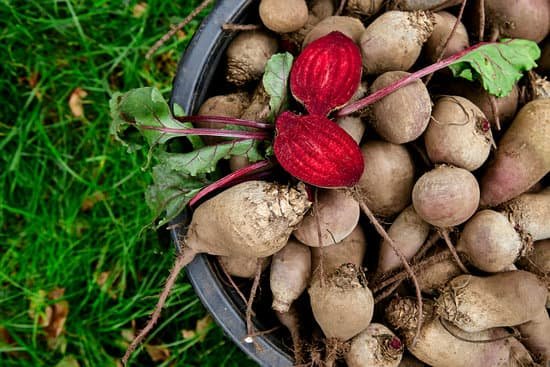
[{"left": 170, "top": 1, "right": 294, "bottom": 366}]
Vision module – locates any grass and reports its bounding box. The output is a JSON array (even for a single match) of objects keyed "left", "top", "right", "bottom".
[{"left": 0, "top": 1, "right": 256, "bottom": 366}]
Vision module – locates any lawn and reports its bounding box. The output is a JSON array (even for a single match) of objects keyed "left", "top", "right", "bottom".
[{"left": 1, "top": 1, "right": 255, "bottom": 366}]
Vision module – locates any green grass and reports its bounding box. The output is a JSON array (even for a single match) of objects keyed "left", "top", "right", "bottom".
[{"left": 0, "top": 1, "right": 255, "bottom": 366}]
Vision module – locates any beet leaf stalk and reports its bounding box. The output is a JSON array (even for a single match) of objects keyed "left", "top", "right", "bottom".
[
  {"left": 176, "top": 115, "right": 274, "bottom": 129},
  {"left": 188, "top": 160, "right": 273, "bottom": 207},
  {"left": 337, "top": 39, "right": 540, "bottom": 117},
  {"left": 138, "top": 124, "right": 270, "bottom": 140}
]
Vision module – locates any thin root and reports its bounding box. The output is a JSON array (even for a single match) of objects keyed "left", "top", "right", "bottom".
[
  {"left": 373, "top": 251, "right": 454, "bottom": 293},
  {"left": 314, "top": 189, "right": 326, "bottom": 287},
  {"left": 146, "top": 0, "right": 214, "bottom": 59},
  {"left": 439, "top": 228, "right": 469, "bottom": 274},
  {"left": 412, "top": 231, "right": 441, "bottom": 263},
  {"left": 336, "top": 0, "right": 347, "bottom": 15},
  {"left": 353, "top": 188, "right": 423, "bottom": 346},
  {"left": 439, "top": 317, "right": 520, "bottom": 343},
  {"left": 488, "top": 94, "right": 501, "bottom": 131},
  {"left": 478, "top": 0, "right": 485, "bottom": 41},
  {"left": 245, "top": 260, "right": 263, "bottom": 347},
  {"left": 424, "top": 0, "right": 467, "bottom": 86},
  {"left": 121, "top": 247, "right": 197, "bottom": 365},
  {"left": 218, "top": 260, "right": 249, "bottom": 305},
  {"left": 375, "top": 278, "right": 404, "bottom": 303}
]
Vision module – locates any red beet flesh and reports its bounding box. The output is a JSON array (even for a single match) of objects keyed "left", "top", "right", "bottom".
[
  {"left": 274, "top": 112, "right": 364, "bottom": 188},
  {"left": 290, "top": 32, "right": 362, "bottom": 116}
]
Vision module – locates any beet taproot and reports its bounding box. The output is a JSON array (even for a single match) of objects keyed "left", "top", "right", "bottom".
[
  {"left": 308, "top": 264, "right": 374, "bottom": 341},
  {"left": 360, "top": 11, "right": 434, "bottom": 75},
  {"left": 225, "top": 30, "right": 278, "bottom": 86},
  {"left": 293, "top": 188, "right": 360, "bottom": 247},
  {"left": 357, "top": 141, "right": 415, "bottom": 217},
  {"left": 424, "top": 96, "right": 492, "bottom": 171},
  {"left": 270, "top": 239, "right": 311, "bottom": 313},
  {"left": 259, "top": 0, "right": 309, "bottom": 33},
  {"left": 412, "top": 165, "right": 479, "bottom": 227},
  {"left": 480, "top": 99, "right": 550, "bottom": 206},
  {"left": 370, "top": 71, "right": 432, "bottom": 144}
]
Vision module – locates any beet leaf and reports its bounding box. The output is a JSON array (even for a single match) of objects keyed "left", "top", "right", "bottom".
[
  {"left": 262, "top": 52, "right": 294, "bottom": 121},
  {"left": 110, "top": 87, "right": 195, "bottom": 153},
  {"left": 448, "top": 39, "right": 540, "bottom": 97},
  {"left": 158, "top": 139, "right": 264, "bottom": 176},
  {"left": 145, "top": 164, "right": 205, "bottom": 228}
]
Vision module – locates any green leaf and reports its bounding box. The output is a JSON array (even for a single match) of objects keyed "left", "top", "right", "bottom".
[
  {"left": 263, "top": 52, "right": 294, "bottom": 121},
  {"left": 159, "top": 139, "right": 263, "bottom": 176},
  {"left": 109, "top": 87, "right": 204, "bottom": 155},
  {"left": 145, "top": 164, "right": 206, "bottom": 228},
  {"left": 449, "top": 39, "right": 540, "bottom": 97}
]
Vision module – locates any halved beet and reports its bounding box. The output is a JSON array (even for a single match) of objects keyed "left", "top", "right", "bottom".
[
  {"left": 274, "top": 111, "right": 364, "bottom": 188},
  {"left": 290, "top": 32, "right": 362, "bottom": 116}
]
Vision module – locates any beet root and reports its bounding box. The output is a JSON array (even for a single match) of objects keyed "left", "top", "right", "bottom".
[
  {"left": 416, "top": 255, "right": 463, "bottom": 295},
  {"left": 303, "top": 16, "right": 365, "bottom": 47},
  {"left": 225, "top": 30, "right": 278, "bottom": 86},
  {"left": 412, "top": 165, "right": 479, "bottom": 227},
  {"left": 259, "top": 0, "right": 309, "bottom": 33},
  {"left": 480, "top": 99, "right": 550, "bottom": 207},
  {"left": 293, "top": 188, "right": 360, "bottom": 247},
  {"left": 360, "top": 11, "right": 434, "bottom": 75},
  {"left": 308, "top": 264, "right": 374, "bottom": 341},
  {"left": 345, "top": 323, "right": 404, "bottom": 367},
  {"left": 481, "top": 0, "right": 550, "bottom": 42},
  {"left": 370, "top": 71, "right": 432, "bottom": 144},
  {"left": 517, "top": 309, "right": 550, "bottom": 365},
  {"left": 435, "top": 271, "right": 548, "bottom": 332},
  {"left": 274, "top": 112, "right": 364, "bottom": 188},
  {"left": 345, "top": 0, "right": 384, "bottom": 18},
  {"left": 270, "top": 239, "right": 311, "bottom": 313},
  {"left": 424, "top": 96, "right": 493, "bottom": 171},
  {"left": 197, "top": 92, "right": 250, "bottom": 145},
  {"left": 457, "top": 210, "right": 523, "bottom": 273},
  {"left": 504, "top": 188, "right": 550, "bottom": 242},
  {"left": 357, "top": 141, "right": 415, "bottom": 217},
  {"left": 386, "top": 298, "right": 536, "bottom": 367},
  {"left": 424, "top": 11, "right": 469, "bottom": 62},
  {"left": 186, "top": 181, "right": 311, "bottom": 258},
  {"left": 388, "top": 0, "right": 462, "bottom": 11},
  {"left": 311, "top": 224, "right": 367, "bottom": 275},
  {"left": 377, "top": 205, "right": 430, "bottom": 274}
]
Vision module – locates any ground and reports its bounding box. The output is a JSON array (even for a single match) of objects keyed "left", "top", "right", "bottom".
[{"left": 1, "top": 1, "right": 255, "bottom": 366}]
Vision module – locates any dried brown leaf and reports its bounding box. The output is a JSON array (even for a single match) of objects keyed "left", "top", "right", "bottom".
[
  {"left": 28, "top": 289, "right": 52, "bottom": 327},
  {"left": 69, "top": 87, "right": 88, "bottom": 118},
  {"left": 95, "top": 271, "right": 118, "bottom": 299},
  {"left": 81, "top": 191, "right": 106, "bottom": 212},
  {"left": 132, "top": 2, "right": 148, "bottom": 18},
  {"left": 44, "top": 288, "right": 69, "bottom": 341},
  {"left": 145, "top": 344, "right": 171, "bottom": 362},
  {"left": 176, "top": 30, "right": 186, "bottom": 40},
  {"left": 181, "top": 314, "right": 213, "bottom": 341},
  {"left": 54, "top": 355, "right": 80, "bottom": 367}
]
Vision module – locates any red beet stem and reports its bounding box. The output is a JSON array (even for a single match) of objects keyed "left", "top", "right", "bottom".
[
  {"left": 139, "top": 125, "right": 270, "bottom": 140},
  {"left": 188, "top": 160, "right": 273, "bottom": 207},
  {"left": 177, "top": 115, "right": 273, "bottom": 129},
  {"left": 337, "top": 42, "right": 491, "bottom": 117}
]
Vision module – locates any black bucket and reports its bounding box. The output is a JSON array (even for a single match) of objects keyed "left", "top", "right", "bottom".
[{"left": 170, "top": 1, "right": 293, "bottom": 366}]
